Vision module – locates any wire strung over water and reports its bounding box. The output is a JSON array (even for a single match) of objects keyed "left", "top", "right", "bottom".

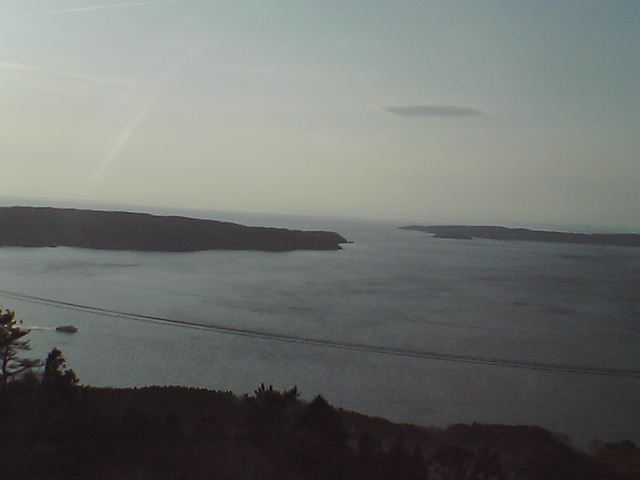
[{"left": 1, "top": 289, "right": 639, "bottom": 378}]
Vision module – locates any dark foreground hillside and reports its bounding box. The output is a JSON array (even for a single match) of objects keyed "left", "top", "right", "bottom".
[
  {"left": 0, "top": 207, "right": 348, "bottom": 251},
  {"left": 1, "top": 383, "right": 637, "bottom": 480}
]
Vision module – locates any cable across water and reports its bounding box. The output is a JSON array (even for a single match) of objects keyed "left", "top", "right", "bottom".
[{"left": 1, "top": 289, "right": 639, "bottom": 378}]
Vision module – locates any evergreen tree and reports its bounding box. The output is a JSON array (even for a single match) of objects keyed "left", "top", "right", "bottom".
[
  {"left": 292, "top": 394, "right": 351, "bottom": 479},
  {"left": 0, "top": 308, "right": 40, "bottom": 390},
  {"left": 42, "top": 347, "right": 79, "bottom": 395}
]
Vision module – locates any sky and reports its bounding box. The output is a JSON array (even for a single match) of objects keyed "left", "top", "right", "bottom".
[{"left": 1, "top": 1, "right": 639, "bottom": 229}]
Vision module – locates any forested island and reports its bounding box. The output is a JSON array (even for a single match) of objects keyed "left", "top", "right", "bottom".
[
  {"left": 401, "top": 225, "right": 640, "bottom": 248},
  {"left": 0, "top": 207, "right": 348, "bottom": 252}
]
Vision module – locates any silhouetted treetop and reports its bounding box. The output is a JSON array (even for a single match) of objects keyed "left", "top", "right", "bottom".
[{"left": 0, "top": 308, "right": 40, "bottom": 390}]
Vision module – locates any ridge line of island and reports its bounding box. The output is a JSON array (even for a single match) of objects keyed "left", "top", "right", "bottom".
[
  {"left": 0, "top": 206, "right": 349, "bottom": 252},
  {"left": 401, "top": 225, "right": 640, "bottom": 248}
]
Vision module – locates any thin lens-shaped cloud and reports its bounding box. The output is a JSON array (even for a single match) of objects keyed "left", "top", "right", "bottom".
[{"left": 381, "top": 105, "right": 484, "bottom": 118}]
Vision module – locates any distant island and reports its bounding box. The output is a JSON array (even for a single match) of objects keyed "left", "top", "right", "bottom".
[
  {"left": 401, "top": 225, "right": 640, "bottom": 248},
  {"left": 0, "top": 207, "right": 348, "bottom": 252}
]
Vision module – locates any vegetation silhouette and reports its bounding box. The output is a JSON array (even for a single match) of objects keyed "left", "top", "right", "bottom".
[
  {"left": 0, "top": 309, "right": 638, "bottom": 479},
  {"left": 0, "top": 308, "right": 41, "bottom": 391}
]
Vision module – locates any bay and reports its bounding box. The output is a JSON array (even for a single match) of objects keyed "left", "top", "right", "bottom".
[{"left": 1, "top": 211, "right": 639, "bottom": 448}]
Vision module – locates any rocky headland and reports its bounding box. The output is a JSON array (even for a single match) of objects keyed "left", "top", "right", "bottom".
[
  {"left": 401, "top": 225, "right": 640, "bottom": 248},
  {"left": 0, "top": 206, "right": 348, "bottom": 252}
]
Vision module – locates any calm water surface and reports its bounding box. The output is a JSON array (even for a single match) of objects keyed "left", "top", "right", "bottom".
[{"left": 1, "top": 212, "right": 638, "bottom": 447}]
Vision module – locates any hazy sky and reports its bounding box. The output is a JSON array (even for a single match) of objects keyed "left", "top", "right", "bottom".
[{"left": 1, "top": 1, "right": 638, "bottom": 228}]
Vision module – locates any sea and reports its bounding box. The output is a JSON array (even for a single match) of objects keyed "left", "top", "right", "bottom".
[{"left": 1, "top": 210, "right": 639, "bottom": 449}]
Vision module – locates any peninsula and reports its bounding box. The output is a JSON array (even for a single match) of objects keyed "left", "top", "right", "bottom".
[
  {"left": 0, "top": 207, "right": 348, "bottom": 252},
  {"left": 401, "top": 225, "right": 640, "bottom": 248}
]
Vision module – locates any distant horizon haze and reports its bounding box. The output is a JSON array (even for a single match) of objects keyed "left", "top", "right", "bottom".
[
  {"left": 0, "top": 195, "right": 636, "bottom": 235},
  {"left": 1, "top": 1, "right": 638, "bottom": 232}
]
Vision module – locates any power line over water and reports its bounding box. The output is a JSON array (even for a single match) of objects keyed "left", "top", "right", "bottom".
[{"left": 1, "top": 289, "right": 639, "bottom": 378}]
